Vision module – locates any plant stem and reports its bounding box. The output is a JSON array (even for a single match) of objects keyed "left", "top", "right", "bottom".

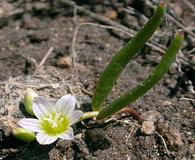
[{"left": 79, "top": 111, "right": 99, "bottom": 122}]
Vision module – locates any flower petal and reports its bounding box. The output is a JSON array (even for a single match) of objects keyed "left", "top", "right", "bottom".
[
  {"left": 36, "top": 132, "right": 58, "bottom": 145},
  {"left": 55, "top": 94, "right": 76, "bottom": 116},
  {"left": 33, "top": 96, "right": 54, "bottom": 119},
  {"left": 18, "top": 118, "right": 42, "bottom": 132},
  {"left": 69, "top": 110, "right": 83, "bottom": 125},
  {"left": 59, "top": 127, "right": 74, "bottom": 140}
]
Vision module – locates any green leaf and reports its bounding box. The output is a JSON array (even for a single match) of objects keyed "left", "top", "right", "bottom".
[
  {"left": 92, "top": 2, "right": 166, "bottom": 111},
  {"left": 97, "top": 31, "right": 184, "bottom": 119},
  {"left": 13, "top": 127, "right": 36, "bottom": 142}
]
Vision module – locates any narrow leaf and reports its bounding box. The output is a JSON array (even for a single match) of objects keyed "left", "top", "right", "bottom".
[
  {"left": 97, "top": 31, "right": 184, "bottom": 119},
  {"left": 92, "top": 2, "right": 166, "bottom": 111}
]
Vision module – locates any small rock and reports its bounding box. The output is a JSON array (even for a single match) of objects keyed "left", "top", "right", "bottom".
[
  {"left": 140, "top": 154, "right": 150, "bottom": 160},
  {"left": 75, "top": 133, "right": 83, "bottom": 140},
  {"left": 0, "top": 8, "right": 4, "bottom": 18},
  {"left": 162, "top": 101, "right": 172, "bottom": 107},
  {"left": 33, "top": 2, "right": 49, "bottom": 10},
  {"left": 27, "top": 30, "right": 49, "bottom": 43},
  {"left": 141, "top": 111, "right": 161, "bottom": 122},
  {"left": 141, "top": 121, "right": 155, "bottom": 135},
  {"left": 105, "top": 10, "right": 118, "bottom": 20},
  {"left": 57, "top": 56, "right": 72, "bottom": 68},
  {"left": 82, "top": 148, "right": 89, "bottom": 156},
  {"left": 191, "top": 56, "right": 195, "bottom": 65},
  {"left": 123, "top": 14, "right": 139, "bottom": 29},
  {"left": 169, "top": 62, "right": 178, "bottom": 74},
  {"left": 164, "top": 78, "right": 171, "bottom": 85},
  {"left": 25, "top": 2, "right": 33, "bottom": 12},
  {"left": 0, "top": 2, "right": 14, "bottom": 18},
  {"left": 156, "top": 123, "right": 183, "bottom": 150},
  {"left": 189, "top": 143, "right": 195, "bottom": 155}
]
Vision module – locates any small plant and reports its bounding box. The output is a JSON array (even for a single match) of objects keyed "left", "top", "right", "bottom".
[{"left": 14, "top": 2, "right": 184, "bottom": 145}]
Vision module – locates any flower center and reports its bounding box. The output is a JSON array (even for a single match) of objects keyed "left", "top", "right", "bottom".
[{"left": 40, "top": 113, "right": 69, "bottom": 135}]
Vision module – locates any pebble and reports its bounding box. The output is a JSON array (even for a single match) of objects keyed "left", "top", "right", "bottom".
[
  {"left": 57, "top": 56, "right": 72, "bottom": 68},
  {"left": 34, "top": 2, "right": 49, "bottom": 10},
  {"left": 75, "top": 133, "right": 83, "bottom": 140},
  {"left": 105, "top": 10, "right": 118, "bottom": 20},
  {"left": 0, "top": 8, "right": 4, "bottom": 18},
  {"left": 122, "top": 14, "right": 139, "bottom": 29},
  {"left": 141, "top": 111, "right": 161, "bottom": 122},
  {"left": 169, "top": 62, "right": 178, "bottom": 75},
  {"left": 0, "top": 2, "right": 14, "bottom": 18},
  {"left": 191, "top": 56, "right": 195, "bottom": 64},
  {"left": 156, "top": 123, "right": 183, "bottom": 150},
  {"left": 162, "top": 101, "right": 172, "bottom": 107},
  {"left": 25, "top": 2, "right": 33, "bottom": 12},
  {"left": 141, "top": 121, "right": 155, "bottom": 135},
  {"left": 27, "top": 30, "right": 49, "bottom": 43}
]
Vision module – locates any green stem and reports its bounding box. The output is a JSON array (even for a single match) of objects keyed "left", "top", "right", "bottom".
[
  {"left": 79, "top": 111, "right": 99, "bottom": 122},
  {"left": 92, "top": 2, "right": 166, "bottom": 111},
  {"left": 97, "top": 31, "right": 184, "bottom": 119}
]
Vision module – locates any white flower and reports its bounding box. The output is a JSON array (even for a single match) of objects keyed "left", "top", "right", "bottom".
[{"left": 18, "top": 94, "right": 83, "bottom": 145}]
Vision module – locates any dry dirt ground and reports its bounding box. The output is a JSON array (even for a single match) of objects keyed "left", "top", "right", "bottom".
[{"left": 0, "top": 0, "right": 195, "bottom": 159}]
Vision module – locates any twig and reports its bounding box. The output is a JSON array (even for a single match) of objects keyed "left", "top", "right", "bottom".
[
  {"left": 0, "top": 8, "right": 24, "bottom": 19},
  {"left": 104, "top": 117, "right": 140, "bottom": 127},
  {"left": 155, "top": 131, "right": 170, "bottom": 157},
  {"left": 73, "top": 4, "right": 78, "bottom": 23},
  {"left": 125, "top": 125, "right": 135, "bottom": 146},
  {"left": 119, "top": 107, "right": 143, "bottom": 121},
  {"left": 37, "top": 46, "right": 54, "bottom": 69},
  {"left": 7, "top": 81, "right": 61, "bottom": 90},
  {"left": 66, "top": 84, "right": 74, "bottom": 94},
  {"left": 188, "top": 48, "right": 195, "bottom": 54},
  {"left": 78, "top": 82, "right": 93, "bottom": 96},
  {"left": 180, "top": 97, "right": 195, "bottom": 102},
  {"left": 81, "top": 87, "right": 93, "bottom": 96}
]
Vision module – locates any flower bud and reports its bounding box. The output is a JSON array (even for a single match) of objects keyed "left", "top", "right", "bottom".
[
  {"left": 12, "top": 127, "right": 36, "bottom": 142},
  {"left": 24, "top": 88, "right": 38, "bottom": 115}
]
